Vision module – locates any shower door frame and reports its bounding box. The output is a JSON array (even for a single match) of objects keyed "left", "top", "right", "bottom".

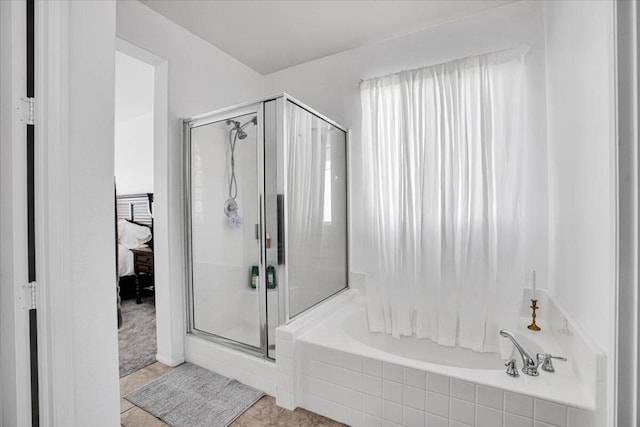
[
  {"left": 183, "top": 102, "right": 269, "bottom": 359},
  {"left": 278, "top": 94, "right": 351, "bottom": 324}
]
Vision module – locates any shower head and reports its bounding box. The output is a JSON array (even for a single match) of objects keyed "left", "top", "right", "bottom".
[{"left": 237, "top": 117, "right": 257, "bottom": 139}]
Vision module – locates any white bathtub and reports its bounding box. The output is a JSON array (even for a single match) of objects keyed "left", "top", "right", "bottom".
[{"left": 275, "top": 290, "right": 601, "bottom": 427}]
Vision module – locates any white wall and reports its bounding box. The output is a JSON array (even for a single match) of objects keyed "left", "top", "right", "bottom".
[
  {"left": 264, "top": 0, "right": 549, "bottom": 292},
  {"left": 115, "top": 51, "right": 155, "bottom": 194},
  {"left": 116, "top": 0, "right": 264, "bottom": 364},
  {"left": 66, "top": 1, "right": 121, "bottom": 424},
  {"left": 543, "top": 1, "right": 616, "bottom": 425},
  {"left": 117, "top": 1, "right": 263, "bottom": 117},
  {"left": 115, "top": 112, "right": 154, "bottom": 194}
]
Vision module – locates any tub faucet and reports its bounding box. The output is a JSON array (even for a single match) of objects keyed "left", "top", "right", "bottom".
[{"left": 499, "top": 329, "right": 539, "bottom": 376}]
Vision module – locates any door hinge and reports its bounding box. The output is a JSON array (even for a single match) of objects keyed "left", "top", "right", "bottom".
[
  {"left": 19, "top": 96, "right": 35, "bottom": 125},
  {"left": 21, "top": 281, "right": 37, "bottom": 310}
]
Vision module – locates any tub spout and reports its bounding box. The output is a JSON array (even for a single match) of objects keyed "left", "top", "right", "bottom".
[{"left": 499, "top": 329, "right": 539, "bottom": 376}]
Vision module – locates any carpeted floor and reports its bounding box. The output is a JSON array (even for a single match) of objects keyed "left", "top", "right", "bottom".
[{"left": 119, "top": 296, "right": 157, "bottom": 378}]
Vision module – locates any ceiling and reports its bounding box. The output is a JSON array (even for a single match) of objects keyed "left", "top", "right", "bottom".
[{"left": 140, "top": 0, "right": 516, "bottom": 75}]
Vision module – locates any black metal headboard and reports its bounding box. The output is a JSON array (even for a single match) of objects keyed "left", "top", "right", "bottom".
[{"left": 116, "top": 193, "right": 154, "bottom": 228}]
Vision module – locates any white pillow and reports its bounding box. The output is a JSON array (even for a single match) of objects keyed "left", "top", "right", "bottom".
[{"left": 117, "top": 219, "right": 152, "bottom": 249}]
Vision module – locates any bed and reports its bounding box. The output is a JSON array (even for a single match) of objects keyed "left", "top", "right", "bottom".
[{"left": 116, "top": 193, "right": 154, "bottom": 296}]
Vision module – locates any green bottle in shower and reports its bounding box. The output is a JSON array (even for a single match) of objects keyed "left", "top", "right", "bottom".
[
  {"left": 266, "top": 265, "right": 276, "bottom": 289},
  {"left": 250, "top": 265, "right": 258, "bottom": 289}
]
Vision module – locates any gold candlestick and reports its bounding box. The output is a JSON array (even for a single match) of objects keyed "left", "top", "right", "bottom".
[{"left": 528, "top": 299, "right": 541, "bottom": 331}]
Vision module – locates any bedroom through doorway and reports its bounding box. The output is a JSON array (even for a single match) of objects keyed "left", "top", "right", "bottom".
[{"left": 114, "top": 50, "right": 158, "bottom": 380}]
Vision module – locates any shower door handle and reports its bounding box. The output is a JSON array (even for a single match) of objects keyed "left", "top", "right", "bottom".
[
  {"left": 259, "top": 195, "right": 263, "bottom": 265},
  {"left": 277, "top": 194, "right": 285, "bottom": 265}
]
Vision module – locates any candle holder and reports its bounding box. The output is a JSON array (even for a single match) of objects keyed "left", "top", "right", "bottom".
[{"left": 528, "top": 299, "right": 541, "bottom": 331}]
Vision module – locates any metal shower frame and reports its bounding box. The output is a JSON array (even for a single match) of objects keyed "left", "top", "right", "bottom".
[{"left": 183, "top": 93, "right": 350, "bottom": 360}]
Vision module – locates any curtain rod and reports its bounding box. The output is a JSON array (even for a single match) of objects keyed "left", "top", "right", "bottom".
[{"left": 358, "top": 45, "right": 529, "bottom": 86}]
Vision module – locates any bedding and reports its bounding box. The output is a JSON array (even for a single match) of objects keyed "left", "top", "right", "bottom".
[
  {"left": 118, "top": 243, "right": 135, "bottom": 277},
  {"left": 117, "top": 219, "right": 152, "bottom": 277},
  {"left": 118, "top": 219, "right": 152, "bottom": 249}
]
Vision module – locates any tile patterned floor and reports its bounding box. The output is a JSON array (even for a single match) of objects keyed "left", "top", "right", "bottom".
[{"left": 120, "top": 362, "right": 345, "bottom": 427}]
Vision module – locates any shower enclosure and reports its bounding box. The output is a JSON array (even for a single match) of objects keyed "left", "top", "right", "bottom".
[{"left": 184, "top": 95, "right": 348, "bottom": 359}]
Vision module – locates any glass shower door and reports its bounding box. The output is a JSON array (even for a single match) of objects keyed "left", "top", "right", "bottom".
[
  {"left": 188, "top": 110, "right": 262, "bottom": 349},
  {"left": 285, "top": 100, "right": 348, "bottom": 319}
]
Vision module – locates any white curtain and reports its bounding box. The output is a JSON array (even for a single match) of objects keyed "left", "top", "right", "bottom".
[{"left": 361, "top": 49, "right": 526, "bottom": 355}]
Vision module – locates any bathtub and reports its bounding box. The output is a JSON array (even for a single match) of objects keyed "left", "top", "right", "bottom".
[{"left": 275, "top": 289, "right": 602, "bottom": 427}]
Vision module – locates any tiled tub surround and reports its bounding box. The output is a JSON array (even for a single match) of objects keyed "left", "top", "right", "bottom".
[{"left": 275, "top": 290, "right": 605, "bottom": 427}]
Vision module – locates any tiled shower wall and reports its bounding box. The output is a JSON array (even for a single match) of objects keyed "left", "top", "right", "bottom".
[{"left": 287, "top": 341, "right": 596, "bottom": 427}]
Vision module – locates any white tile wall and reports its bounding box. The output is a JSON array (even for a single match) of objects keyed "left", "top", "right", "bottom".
[
  {"left": 427, "top": 373, "right": 451, "bottom": 395},
  {"left": 566, "top": 407, "right": 596, "bottom": 427},
  {"left": 404, "top": 367, "right": 426, "bottom": 389},
  {"left": 477, "top": 385, "right": 504, "bottom": 410},
  {"left": 345, "top": 388, "right": 363, "bottom": 410},
  {"left": 384, "top": 362, "right": 405, "bottom": 382},
  {"left": 364, "top": 374, "right": 383, "bottom": 397},
  {"left": 289, "top": 341, "right": 597, "bottom": 427},
  {"left": 383, "top": 380, "right": 404, "bottom": 404},
  {"left": 344, "top": 368, "right": 363, "bottom": 391},
  {"left": 364, "top": 358, "right": 383, "bottom": 377},
  {"left": 426, "top": 413, "right": 448, "bottom": 427},
  {"left": 383, "top": 400, "right": 404, "bottom": 424},
  {"left": 363, "top": 413, "right": 383, "bottom": 426},
  {"left": 275, "top": 328, "right": 296, "bottom": 409},
  {"left": 345, "top": 353, "right": 363, "bottom": 372},
  {"left": 364, "top": 394, "right": 382, "bottom": 418},
  {"left": 403, "top": 407, "right": 425, "bottom": 427},
  {"left": 534, "top": 399, "right": 567, "bottom": 427},
  {"left": 505, "top": 392, "right": 534, "bottom": 419},
  {"left": 451, "top": 379, "right": 476, "bottom": 402},
  {"left": 477, "top": 405, "right": 503, "bottom": 427},
  {"left": 505, "top": 413, "right": 533, "bottom": 427},
  {"left": 426, "top": 390, "right": 450, "bottom": 418},
  {"left": 403, "top": 385, "right": 426, "bottom": 411},
  {"left": 450, "top": 397, "right": 475, "bottom": 425}
]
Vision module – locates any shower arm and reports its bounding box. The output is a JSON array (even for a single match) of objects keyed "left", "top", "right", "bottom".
[{"left": 241, "top": 116, "right": 258, "bottom": 129}]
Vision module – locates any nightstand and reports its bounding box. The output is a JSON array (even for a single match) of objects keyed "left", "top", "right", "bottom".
[{"left": 131, "top": 247, "right": 154, "bottom": 304}]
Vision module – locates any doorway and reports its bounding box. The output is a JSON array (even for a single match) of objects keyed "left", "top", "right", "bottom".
[{"left": 114, "top": 50, "right": 157, "bottom": 378}]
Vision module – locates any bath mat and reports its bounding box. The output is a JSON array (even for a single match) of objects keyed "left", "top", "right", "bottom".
[{"left": 124, "top": 363, "right": 264, "bottom": 427}]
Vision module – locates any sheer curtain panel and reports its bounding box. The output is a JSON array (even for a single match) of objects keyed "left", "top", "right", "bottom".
[{"left": 361, "top": 49, "right": 527, "bottom": 355}]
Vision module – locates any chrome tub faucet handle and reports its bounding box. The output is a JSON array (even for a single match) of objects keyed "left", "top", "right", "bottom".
[
  {"left": 537, "top": 353, "right": 567, "bottom": 373},
  {"left": 505, "top": 359, "right": 519, "bottom": 377}
]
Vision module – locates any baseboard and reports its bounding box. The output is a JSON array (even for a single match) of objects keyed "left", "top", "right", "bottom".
[{"left": 156, "top": 353, "right": 185, "bottom": 367}]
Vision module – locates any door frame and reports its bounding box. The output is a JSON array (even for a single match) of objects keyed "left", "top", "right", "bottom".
[
  {"left": 114, "top": 38, "right": 184, "bottom": 367},
  {"left": 0, "top": 0, "right": 34, "bottom": 424},
  {"left": 183, "top": 103, "right": 268, "bottom": 359},
  {"left": 615, "top": 0, "right": 639, "bottom": 425}
]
